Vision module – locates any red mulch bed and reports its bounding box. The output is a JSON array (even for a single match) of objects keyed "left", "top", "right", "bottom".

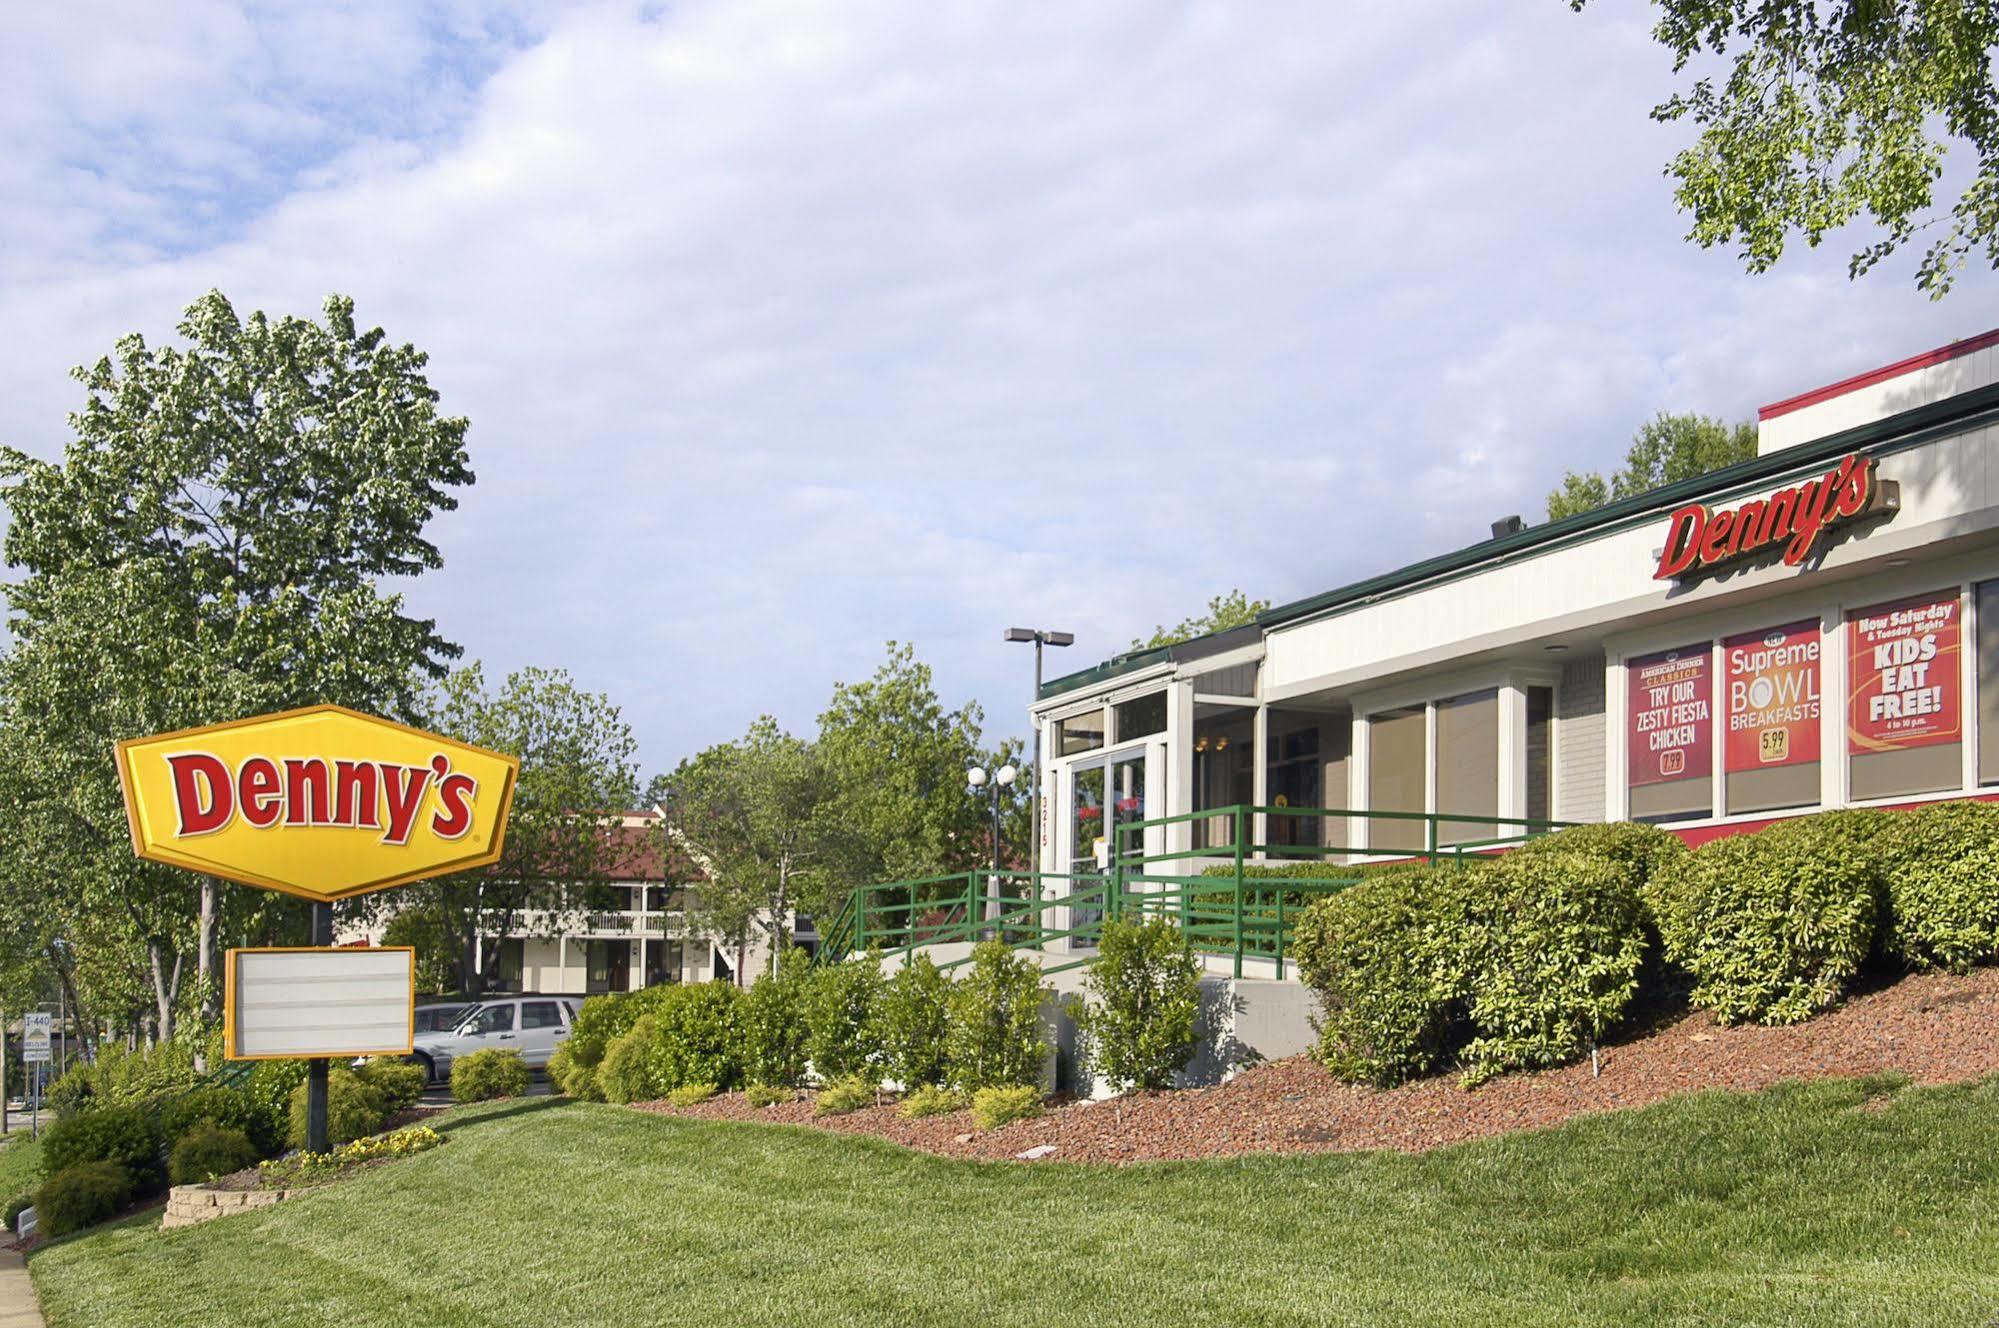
[{"left": 633, "top": 967, "right": 1999, "bottom": 1164}]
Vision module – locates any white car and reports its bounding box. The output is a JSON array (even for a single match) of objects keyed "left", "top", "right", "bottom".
[{"left": 410, "top": 995, "right": 580, "bottom": 1084}]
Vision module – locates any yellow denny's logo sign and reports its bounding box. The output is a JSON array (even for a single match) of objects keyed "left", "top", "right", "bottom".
[{"left": 115, "top": 705, "right": 519, "bottom": 902}]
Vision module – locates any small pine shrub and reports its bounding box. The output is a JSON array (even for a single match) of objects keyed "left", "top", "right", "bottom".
[
  {"left": 740, "top": 954, "right": 814, "bottom": 1088},
  {"left": 288, "top": 1068, "right": 389, "bottom": 1148},
  {"left": 944, "top": 942, "right": 1049, "bottom": 1093},
  {"left": 970, "top": 1084, "right": 1041, "bottom": 1130},
  {"left": 1872, "top": 800, "right": 1999, "bottom": 972},
  {"left": 41, "top": 1104, "right": 164, "bottom": 1193},
  {"left": 744, "top": 1083, "right": 791, "bottom": 1108},
  {"left": 35, "top": 1161, "right": 134, "bottom": 1237},
  {"left": 667, "top": 1082, "right": 718, "bottom": 1107},
  {"left": 168, "top": 1123, "right": 259, "bottom": 1185},
  {"left": 355, "top": 1058, "right": 426, "bottom": 1113},
  {"left": 1079, "top": 918, "right": 1203, "bottom": 1092},
  {"left": 878, "top": 955, "right": 952, "bottom": 1090},
  {"left": 805, "top": 959, "right": 885, "bottom": 1084},
  {"left": 244, "top": 1060, "right": 310, "bottom": 1144},
  {"left": 896, "top": 1084, "right": 967, "bottom": 1119},
  {"left": 1651, "top": 816, "right": 1882, "bottom": 1024},
  {"left": 450, "top": 1049, "right": 531, "bottom": 1103},
  {"left": 813, "top": 1076, "right": 874, "bottom": 1117},
  {"left": 160, "top": 1087, "right": 275, "bottom": 1158}
]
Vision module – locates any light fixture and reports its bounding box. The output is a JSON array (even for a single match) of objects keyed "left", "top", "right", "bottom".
[
  {"left": 1885, "top": 557, "right": 1913, "bottom": 567},
  {"left": 1544, "top": 643, "right": 1569, "bottom": 654},
  {"left": 966, "top": 766, "right": 988, "bottom": 788},
  {"left": 996, "top": 764, "right": 1017, "bottom": 787}
]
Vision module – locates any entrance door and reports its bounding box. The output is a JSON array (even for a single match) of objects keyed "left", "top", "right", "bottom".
[{"left": 1067, "top": 749, "right": 1150, "bottom": 937}]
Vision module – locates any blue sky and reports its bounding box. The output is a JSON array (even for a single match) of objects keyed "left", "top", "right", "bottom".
[{"left": 3, "top": 0, "right": 1995, "bottom": 777}]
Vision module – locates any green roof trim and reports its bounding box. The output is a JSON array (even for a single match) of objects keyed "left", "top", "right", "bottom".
[{"left": 1038, "top": 380, "right": 1999, "bottom": 704}]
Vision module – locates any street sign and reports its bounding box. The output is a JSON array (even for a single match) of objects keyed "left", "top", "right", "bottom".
[
  {"left": 114, "top": 704, "right": 520, "bottom": 903},
  {"left": 224, "top": 947, "right": 416, "bottom": 1060},
  {"left": 23, "top": 1012, "right": 51, "bottom": 1064}
]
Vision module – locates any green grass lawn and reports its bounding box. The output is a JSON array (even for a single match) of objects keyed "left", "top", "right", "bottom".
[{"left": 25, "top": 1076, "right": 1999, "bottom": 1328}]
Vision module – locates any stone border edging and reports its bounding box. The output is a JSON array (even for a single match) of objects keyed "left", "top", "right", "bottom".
[{"left": 161, "top": 1183, "right": 316, "bottom": 1230}]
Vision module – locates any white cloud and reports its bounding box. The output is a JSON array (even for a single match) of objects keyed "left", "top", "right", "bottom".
[{"left": 3, "top": 0, "right": 1994, "bottom": 769}]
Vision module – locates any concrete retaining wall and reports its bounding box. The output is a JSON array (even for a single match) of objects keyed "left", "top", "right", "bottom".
[{"left": 161, "top": 1183, "right": 313, "bottom": 1230}]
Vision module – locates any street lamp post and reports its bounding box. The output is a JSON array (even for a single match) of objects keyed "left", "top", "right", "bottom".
[
  {"left": 1003, "top": 628, "right": 1073, "bottom": 885},
  {"left": 965, "top": 763, "right": 1016, "bottom": 931}
]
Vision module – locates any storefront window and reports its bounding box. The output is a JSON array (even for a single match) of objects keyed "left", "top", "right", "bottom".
[
  {"left": 1436, "top": 689, "right": 1499, "bottom": 846},
  {"left": 1266, "top": 711, "right": 1332, "bottom": 849},
  {"left": 1368, "top": 706, "right": 1426, "bottom": 852},
  {"left": 1057, "top": 709, "right": 1105, "bottom": 756},
  {"left": 1627, "top": 644, "right": 1712, "bottom": 822},
  {"left": 1724, "top": 620, "right": 1821, "bottom": 816},
  {"left": 1526, "top": 686, "right": 1553, "bottom": 825},
  {"left": 1112, "top": 691, "right": 1167, "bottom": 742},
  {"left": 1848, "top": 589, "right": 1963, "bottom": 800},
  {"left": 1982, "top": 581, "right": 1999, "bottom": 786},
  {"left": 1192, "top": 707, "right": 1253, "bottom": 849}
]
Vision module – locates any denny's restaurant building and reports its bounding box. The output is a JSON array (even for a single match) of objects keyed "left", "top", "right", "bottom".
[{"left": 1030, "top": 329, "right": 1999, "bottom": 876}]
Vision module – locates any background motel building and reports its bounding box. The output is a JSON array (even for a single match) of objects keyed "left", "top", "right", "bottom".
[{"left": 1031, "top": 328, "right": 1999, "bottom": 887}]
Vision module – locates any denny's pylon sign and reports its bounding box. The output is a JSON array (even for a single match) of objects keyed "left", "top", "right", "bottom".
[{"left": 116, "top": 705, "right": 519, "bottom": 902}]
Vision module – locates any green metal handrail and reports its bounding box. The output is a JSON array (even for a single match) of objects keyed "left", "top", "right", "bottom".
[{"left": 817, "top": 803, "right": 1577, "bottom": 977}]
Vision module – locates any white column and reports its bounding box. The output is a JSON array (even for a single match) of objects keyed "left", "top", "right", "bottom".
[
  {"left": 1166, "top": 681, "right": 1195, "bottom": 860},
  {"left": 1821, "top": 603, "right": 1848, "bottom": 810},
  {"left": 1498, "top": 682, "right": 1528, "bottom": 833},
  {"left": 1251, "top": 704, "right": 1269, "bottom": 857},
  {"left": 1604, "top": 653, "right": 1629, "bottom": 823},
  {"left": 1350, "top": 714, "right": 1372, "bottom": 855}
]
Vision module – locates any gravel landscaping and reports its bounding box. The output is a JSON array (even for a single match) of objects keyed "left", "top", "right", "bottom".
[{"left": 634, "top": 966, "right": 1999, "bottom": 1162}]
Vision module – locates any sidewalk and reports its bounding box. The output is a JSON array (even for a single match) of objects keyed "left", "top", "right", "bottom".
[{"left": 0, "top": 1248, "right": 44, "bottom": 1328}]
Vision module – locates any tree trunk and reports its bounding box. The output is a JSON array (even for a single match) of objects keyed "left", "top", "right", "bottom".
[
  {"left": 194, "top": 878, "right": 218, "bottom": 1069},
  {"left": 148, "top": 939, "right": 181, "bottom": 1045},
  {"left": 45, "top": 943, "right": 95, "bottom": 1063}
]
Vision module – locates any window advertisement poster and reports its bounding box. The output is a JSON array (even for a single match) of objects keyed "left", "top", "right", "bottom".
[
  {"left": 1627, "top": 645, "right": 1712, "bottom": 787},
  {"left": 1848, "top": 590, "right": 1962, "bottom": 753},
  {"left": 1724, "top": 620, "right": 1822, "bottom": 770}
]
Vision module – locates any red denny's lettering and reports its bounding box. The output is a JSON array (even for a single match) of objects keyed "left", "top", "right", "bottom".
[
  {"left": 165, "top": 752, "right": 480, "bottom": 845},
  {"left": 1654, "top": 453, "right": 1892, "bottom": 582}
]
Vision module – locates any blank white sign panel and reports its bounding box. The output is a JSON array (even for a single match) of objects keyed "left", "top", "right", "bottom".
[{"left": 228, "top": 947, "right": 414, "bottom": 1059}]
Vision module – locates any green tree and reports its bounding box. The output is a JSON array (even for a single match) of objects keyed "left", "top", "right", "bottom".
[
  {"left": 0, "top": 290, "right": 473, "bottom": 1042},
  {"left": 1132, "top": 590, "right": 1269, "bottom": 651},
  {"left": 659, "top": 716, "right": 829, "bottom": 981},
  {"left": 1546, "top": 412, "right": 1758, "bottom": 521},
  {"left": 815, "top": 643, "right": 995, "bottom": 885},
  {"left": 1577, "top": 0, "right": 1999, "bottom": 296},
  {"left": 390, "top": 664, "right": 640, "bottom": 996}
]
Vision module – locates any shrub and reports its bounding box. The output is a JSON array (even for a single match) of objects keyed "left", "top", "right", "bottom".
[
  {"left": 257, "top": 1125, "right": 442, "bottom": 1189},
  {"left": 555, "top": 986, "right": 676, "bottom": 1101},
  {"left": 970, "top": 1084, "right": 1041, "bottom": 1130},
  {"left": 1512, "top": 821, "right": 1688, "bottom": 895},
  {"left": 813, "top": 1076, "right": 874, "bottom": 1116},
  {"left": 740, "top": 955, "right": 813, "bottom": 1088},
  {"left": 1291, "top": 866, "right": 1471, "bottom": 1086},
  {"left": 1078, "top": 919, "right": 1204, "bottom": 1092},
  {"left": 41, "top": 1104, "right": 164, "bottom": 1193},
  {"left": 356, "top": 1058, "right": 427, "bottom": 1114},
  {"left": 169, "top": 1123, "right": 259, "bottom": 1185},
  {"left": 160, "top": 1086, "right": 276, "bottom": 1158},
  {"left": 744, "top": 1083, "right": 791, "bottom": 1108},
  {"left": 651, "top": 982, "right": 743, "bottom": 1091},
  {"left": 878, "top": 955, "right": 952, "bottom": 1090},
  {"left": 896, "top": 1084, "right": 966, "bottom": 1119},
  {"left": 945, "top": 942, "right": 1049, "bottom": 1093},
  {"left": 287, "top": 1068, "right": 389, "bottom": 1148},
  {"left": 35, "top": 1161, "right": 134, "bottom": 1237},
  {"left": 1652, "top": 816, "right": 1882, "bottom": 1024},
  {"left": 46, "top": 1066, "right": 98, "bottom": 1120},
  {"left": 667, "top": 1082, "right": 718, "bottom": 1107},
  {"left": 1452, "top": 850, "right": 1650, "bottom": 1084},
  {"left": 244, "top": 1059, "right": 310, "bottom": 1143},
  {"left": 805, "top": 959, "right": 885, "bottom": 1084},
  {"left": 450, "top": 1049, "right": 531, "bottom": 1103},
  {"left": 1872, "top": 800, "right": 1999, "bottom": 972},
  {"left": 598, "top": 1015, "right": 664, "bottom": 1105}
]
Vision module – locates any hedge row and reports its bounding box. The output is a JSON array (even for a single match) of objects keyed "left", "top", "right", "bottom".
[
  {"left": 555, "top": 942, "right": 1055, "bottom": 1105},
  {"left": 1293, "top": 800, "right": 1999, "bottom": 1087}
]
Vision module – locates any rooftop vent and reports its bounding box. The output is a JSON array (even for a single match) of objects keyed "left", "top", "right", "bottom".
[{"left": 1491, "top": 514, "right": 1525, "bottom": 540}]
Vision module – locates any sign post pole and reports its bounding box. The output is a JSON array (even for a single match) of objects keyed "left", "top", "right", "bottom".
[
  {"left": 305, "top": 902, "right": 333, "bottom": 1154},
  {"left": 2, "top": 1004, "right": 9, "bottom": 1140},
  {"left": 22, "top": 1010, "right": 52, "bottom": 1140}
]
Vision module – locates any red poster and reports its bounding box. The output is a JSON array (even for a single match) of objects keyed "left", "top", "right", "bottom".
[
  {"left": 1724, "top": 620, "right": 1821, "bottom": 771},
  {"left": 1627, "top": 645, "right": 1711, "bottom": 788},
  {"left": 1848, "top": 591, "right": 1962, "bottom": 753}
]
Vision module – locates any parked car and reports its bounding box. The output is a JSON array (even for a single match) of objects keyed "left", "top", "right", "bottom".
[
  {"left": 413, "top": 1002, "right": 471, "bottom": 1036},
  {"left": 409, "top": 995, "right": 580, "bottom": 1084}
]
